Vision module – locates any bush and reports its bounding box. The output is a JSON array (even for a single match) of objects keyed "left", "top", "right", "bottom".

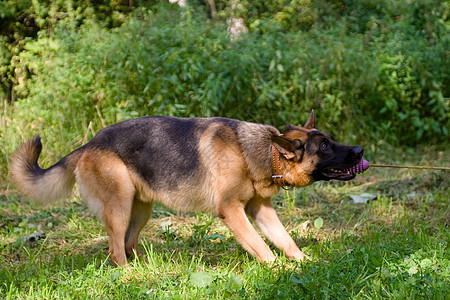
[
  {"left": 10, "top": 3, "right": 450, "bottom": 139},
  {"left": 1, "top": 2, "right": 448, "bottom": 184}
]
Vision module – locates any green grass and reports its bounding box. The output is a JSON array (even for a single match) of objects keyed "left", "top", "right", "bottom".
[{"left": 0, "top": 152, "right": 449, "bottom": 299}]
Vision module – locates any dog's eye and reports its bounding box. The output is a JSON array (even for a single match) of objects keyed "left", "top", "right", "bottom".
[{"left": 320, "top": 141, "right": 328, "bottom": 149}]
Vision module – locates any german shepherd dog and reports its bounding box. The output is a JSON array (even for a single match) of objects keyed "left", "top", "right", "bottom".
[{"left": 10, "top": 110, "right": 369, "bottom": 266}]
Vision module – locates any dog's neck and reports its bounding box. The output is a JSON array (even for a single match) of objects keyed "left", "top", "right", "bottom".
[{"left": 271, "top": 145, "right": 290, "bottom": 187}]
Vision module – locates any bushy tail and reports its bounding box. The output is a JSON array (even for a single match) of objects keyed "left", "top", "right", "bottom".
[{"left": 10, "top": 137, "right": 82, "bottom": 203}]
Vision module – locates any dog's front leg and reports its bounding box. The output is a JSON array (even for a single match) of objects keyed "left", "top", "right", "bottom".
[
  {"left": 217, "top": 203, "right": 276, "bottom": 263},
  {"left": 245, "top": 196, "right": 310, "bottom": 262}
]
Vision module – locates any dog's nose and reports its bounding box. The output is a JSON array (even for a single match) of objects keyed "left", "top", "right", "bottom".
[{"left": 351, "top": 147, "right": 364, "bottom": 158}]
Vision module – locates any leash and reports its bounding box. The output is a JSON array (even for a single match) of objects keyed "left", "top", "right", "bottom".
[{"left": 370, "top": 163, "right": 450, "bottom": 171}]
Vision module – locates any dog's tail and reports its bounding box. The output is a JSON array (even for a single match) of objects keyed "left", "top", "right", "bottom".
[{"left": 10, "top": 136, "right": 83, "bottom": 204}]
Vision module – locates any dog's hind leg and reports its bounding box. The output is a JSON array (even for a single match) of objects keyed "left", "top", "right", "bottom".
[
  {"left": 125, "top": 199, "right": 153, "bottom": 258},
  {"left": 76, "top": 150, "right": 135, "bottom": 266},
  {"left": 245, "top": 196, "right": 310, "bottom": 262}
]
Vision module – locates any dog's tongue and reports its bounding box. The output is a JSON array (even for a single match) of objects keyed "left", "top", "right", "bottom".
[{"left": 345, "top": 158, "right": 370, "bottom": 175}]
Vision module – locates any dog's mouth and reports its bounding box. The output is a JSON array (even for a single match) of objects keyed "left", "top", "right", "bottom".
[{"left": 321, "top": 158, "right": 370, "bottom": 180}]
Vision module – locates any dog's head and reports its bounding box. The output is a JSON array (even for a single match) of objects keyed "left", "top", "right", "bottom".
[{"left": 271, "top": 110, "right": 368, "bottom": 187}]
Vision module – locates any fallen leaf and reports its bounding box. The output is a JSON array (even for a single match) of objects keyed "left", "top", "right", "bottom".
[
  {"left": 189, "top": 271, "right": 213, "bottom": 288},
  {"left": 350, "top": 193, "right": 377, "bottom": 204},
  {"left": 314, "top": 217, "right": 324, "bottom": 229}
]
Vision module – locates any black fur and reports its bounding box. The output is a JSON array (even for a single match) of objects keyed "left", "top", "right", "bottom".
[
  {"left": 85, "top": 116, "right": 242, "bottom": 190},
  {"left": 312, "top": 139, "right": 364, "bottom": 181}
]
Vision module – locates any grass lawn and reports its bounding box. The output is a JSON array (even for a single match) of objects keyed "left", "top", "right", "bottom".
[{"left": 0, "top": 149, "right": 448, "bottom": 299}]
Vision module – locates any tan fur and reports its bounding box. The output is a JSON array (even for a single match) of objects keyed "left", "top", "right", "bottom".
[
  {"left": 75, "top": 149, "right": 136, "bottom": 265},
  {"left": 10, "top": 139, "right": 80, "bottom": 203},
  {"left": 196, "top": 123, "right": 300, "bottom": 263},
  {"left": 283, "top": 159, "right": 316, "bottom": 187},
  {"left": 280, "top": 127, "right": 316, "bottom": 187}
]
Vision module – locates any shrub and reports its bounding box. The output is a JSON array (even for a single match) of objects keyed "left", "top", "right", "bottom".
[
  {"left": 11, "top": 4, "right": 449, "bottom": 142},
  {"left": 1, "top": 2, "right": 448, "bottom": 185}
]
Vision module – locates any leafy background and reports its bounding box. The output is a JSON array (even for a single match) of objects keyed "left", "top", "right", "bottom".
[{"left": 1, "top": 1, "right": 448, "bottom": 181}]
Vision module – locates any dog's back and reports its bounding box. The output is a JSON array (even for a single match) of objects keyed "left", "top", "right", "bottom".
[{"left": 81, "top": 116, "right": 278, "bottom": 212}]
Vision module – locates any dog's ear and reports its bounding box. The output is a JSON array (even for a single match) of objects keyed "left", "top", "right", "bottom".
[
  {"left": 304, "top": 109, "right": 315, "bottom": 129},
  {"left": 271, "top": 135, "right": 305, "bottom": 162}
]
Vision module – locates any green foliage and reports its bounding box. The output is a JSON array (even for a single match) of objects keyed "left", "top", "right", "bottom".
[
  {"left": 0, "top": 0, "right": 138, "bottom": 102},
  {"left": 0, "top": 1, "right": 449, "bottom": 183}
]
